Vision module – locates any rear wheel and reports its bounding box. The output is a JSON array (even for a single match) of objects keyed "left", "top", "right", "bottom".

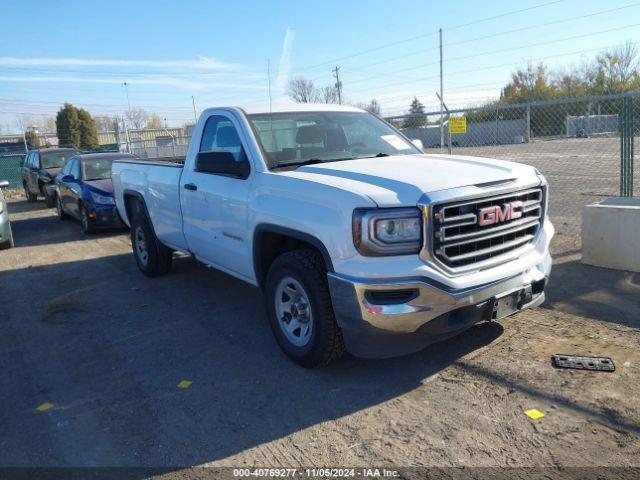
[
  {"left": 130, "top": 210, "right": 172, "bottom": 277},
  {"left": 44, "top": 188, "right": 55, "bottom": 208},
  {"left": 80, "top": 204, "right": 95, "bottom": 234},
  {"left": 265, "top": 249, "right": 345, "bottom": 368},
  {"left": 24, "top": 183, "right": 37, "bottom": 203}
]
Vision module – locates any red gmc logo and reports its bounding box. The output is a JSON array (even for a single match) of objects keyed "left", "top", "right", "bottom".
[{"left": 478, "top": 201, "right": 523, "bottom": 226}]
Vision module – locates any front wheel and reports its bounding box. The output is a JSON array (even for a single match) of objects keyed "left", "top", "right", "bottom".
[
  {"left": 265, "top": 249, "right": 345, "bottom": 368},
  {"left": 0, "top": 226, "right": 13, "bottom": 250},
  {"left": 56, "top": 194, "right": 69, "bottom": 220},
  {"left": 130, "top": 211, "right": 172, "bottom": 277},
  {"left": 80, "top": 204, "right": 95, "bottom": 234}
]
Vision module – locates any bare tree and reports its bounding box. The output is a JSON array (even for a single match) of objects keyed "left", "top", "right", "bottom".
[
  {"left": 147, "top": 113, "right": 164, "bottom": 129},
  {"left": 287, "top": 77, "right": 321, "bottom": 103},
  {"left": 355, "top": 99, "right": 381, "bottom": 115},
  {"left": 94, "top": 115, "right": 119, "bottom": 133},
  {"left": 320, "top": 85, "right": 340, "bottom": 104},
  {"left": 125, "top": 109, "right": 150, "bottom": 129}
]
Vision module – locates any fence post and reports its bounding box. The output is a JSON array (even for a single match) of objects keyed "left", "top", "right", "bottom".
[
  {"left": 525, "top": 104, "right": 531, "bottom": 143},
  {"left": 620, "top": 96, "right": 634, "bottom": 197}
]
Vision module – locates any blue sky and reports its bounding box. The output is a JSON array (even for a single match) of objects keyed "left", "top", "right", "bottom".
[{"left": 1, "top": 0, "right": 639, "bottom": 131}]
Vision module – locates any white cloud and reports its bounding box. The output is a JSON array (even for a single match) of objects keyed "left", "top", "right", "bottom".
[
  {"left": 275, "top": 28, "right": 295, "bottom": 93},
  {"left": 0, "top": 56, "right": 236, "bottom": 70},
  {"left": 0, "top": 75, "right": 267, "bottom": 91}
]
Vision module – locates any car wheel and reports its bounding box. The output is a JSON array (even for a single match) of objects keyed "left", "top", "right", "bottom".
[
  {"left": 80, "top": 204, "right": 95, "bottom": 234},
  {"left": 0, "top": 226, "right": 13, "bottom": 250},
  {"left": 265, "top": 249, "right": 345, "bottom": 368},
  {"left": 24, "top": 183, "right": 37, "bottom": 203},
  {"left": 56, "top": 195, "right": 69, "bottom": 220},
  {"left": 130, "top": 210, "right": 172, "bottom": 277},
  {"left": 44, "top": 189, "right": 55, "bottom": 208}
]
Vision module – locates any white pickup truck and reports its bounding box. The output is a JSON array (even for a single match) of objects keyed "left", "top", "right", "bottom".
[{"left": 113, "top": 102, "right": 554, "bottom": 367}]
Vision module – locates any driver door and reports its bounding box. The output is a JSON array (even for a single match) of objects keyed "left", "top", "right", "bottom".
[{"left": 180, "top": 113, "right": 254, "bottom": 279}]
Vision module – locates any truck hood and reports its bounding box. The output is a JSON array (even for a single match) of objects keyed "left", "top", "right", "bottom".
[{"left": 284, "top": 154, "right": 539, "bottom": 206}]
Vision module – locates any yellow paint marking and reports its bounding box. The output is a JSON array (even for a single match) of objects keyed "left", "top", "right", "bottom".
[
  {"left": 524, "top": 408, "right": 545, "bottom": 420},
  {"left": 36, "top": 402, "right": 54, "bottom": 412},
  {"left": 177, "top": 380, "right": 192, "bottom": 389}
]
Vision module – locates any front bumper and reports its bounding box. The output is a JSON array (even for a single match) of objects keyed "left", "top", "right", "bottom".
[
  {"left": 87, "top": 204, "right": 124, "bottom": 228},
  {"left": 327, "top": 252, "right": 551, "bottom": 358}
]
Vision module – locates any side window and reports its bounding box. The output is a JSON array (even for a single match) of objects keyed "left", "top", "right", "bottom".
[{"left": 199, "top": 115, "right": 248, "bottom": 163}]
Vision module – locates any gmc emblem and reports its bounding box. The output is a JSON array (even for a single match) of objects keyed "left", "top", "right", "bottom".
[{"left": 478, "top": 201, "right": 523, "bottom": 226}]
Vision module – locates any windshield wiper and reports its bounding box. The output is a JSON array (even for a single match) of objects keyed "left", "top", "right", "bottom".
[
  {"left": 271, "top": 157, "right": 355, "bottom": 170},
  {"left": 357, "top": 152, "right": 390, "bottom": 159}
]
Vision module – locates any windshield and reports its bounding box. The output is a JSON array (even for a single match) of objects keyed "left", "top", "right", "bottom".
[
  {"left": 82, "top": 158, "right": 115, "bottom": 181},
  {"left": 42, "top": 151, "right": 78, "bottom": 169},
  {"left": 247, "top": 111, "right": 421, "bottom": 169}
]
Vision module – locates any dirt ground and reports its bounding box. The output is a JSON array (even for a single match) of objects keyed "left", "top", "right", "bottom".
[{"left": 0, "top": 199, "right": 639, "bottom": 475}]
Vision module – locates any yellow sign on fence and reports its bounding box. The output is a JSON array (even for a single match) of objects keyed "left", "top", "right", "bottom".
[{"left": 448, "top": 117, "right": 467, "bottom": 134}]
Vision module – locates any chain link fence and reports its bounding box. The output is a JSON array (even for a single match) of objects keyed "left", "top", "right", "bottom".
[{"left": 387, "top": 92, "right": 639, "bottom": 254}]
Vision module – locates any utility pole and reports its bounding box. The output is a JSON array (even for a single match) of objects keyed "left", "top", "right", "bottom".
[
  {"left": 332, "top": 66, "right": 342, "bottom": 105},
  {"left": 439, "top": 28, "right": 444, "bottom": 152},
  {"left": 122, "top": 82, "right": 132, "bottom": 112},
  {"left": 191, "top": 95, "right": 198, "bottom": 123}
]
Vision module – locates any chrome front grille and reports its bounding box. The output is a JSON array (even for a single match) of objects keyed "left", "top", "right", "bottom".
[{"left": 432, "top": 188, "right": 544, "bottom": 269}]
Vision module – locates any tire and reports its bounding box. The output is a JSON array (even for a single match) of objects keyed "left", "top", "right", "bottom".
[
  {"left": 79, "top": 203, "right": 96, "bottom": 234},
  {"left": 265, "top": 249, "right": 345, "bottom": 368},
  {"left": 130, "top": 210, "right": 172, "bottom": 277},
  {"left": 0, "top": 227, "right": 13, "bottom": 250},
  {"left": 56, "top": 194, "right": 70, "bottom": 220},
  {"left": 24, "top": 183, "right": 37, "bottom": 203},
  {"left": 44, "top": 189, "right": 55, "bottom": 208}
]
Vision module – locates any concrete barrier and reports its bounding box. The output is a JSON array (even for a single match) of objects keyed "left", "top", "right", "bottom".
[{"left": 582, "top": 197, "right": 640, "bottom": 272}]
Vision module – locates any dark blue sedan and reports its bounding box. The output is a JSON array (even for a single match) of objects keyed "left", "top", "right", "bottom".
[{"left": 54, "top": 153, "right": 136, "bottom": 234}]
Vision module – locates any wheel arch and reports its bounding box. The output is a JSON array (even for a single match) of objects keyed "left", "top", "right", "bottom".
[
  {"left": 122, "top": 189, "right": 150, "bottom": 225},
  {"left": 253, "top": 224, "right": 334, "bottom": 291}
]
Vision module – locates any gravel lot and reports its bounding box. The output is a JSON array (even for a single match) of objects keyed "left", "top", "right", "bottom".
[{"left": 0, "top": 197, "right": 638, "bottom": 475}]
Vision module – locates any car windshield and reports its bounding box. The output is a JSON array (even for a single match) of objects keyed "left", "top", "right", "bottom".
[
  {"left": 82, "top": 158, "right": 115, "bottom": 181},
  {"left": 247, "top": 111, "right": 422, "bottom": 169},
  {"left": 42, "top": 151, "right": 78, "bottom": 169}
]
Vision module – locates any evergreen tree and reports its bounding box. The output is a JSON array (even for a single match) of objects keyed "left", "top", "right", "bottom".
[
  {"left": 56, "top": 103, "right": 80, "bottom": 147},
  {"left": 77, "top": 108, "right": 98, "bottom": 149},
  {"left": 403, "top": 97, "right": 426, "bottom": 128}
]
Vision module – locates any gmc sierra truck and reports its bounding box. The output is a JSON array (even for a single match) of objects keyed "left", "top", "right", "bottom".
[{"left": 112, "top": 103, "right": 554, "bottom": 368}]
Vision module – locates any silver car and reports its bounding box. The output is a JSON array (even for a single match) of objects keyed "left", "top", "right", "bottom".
[{"left": 0, "top": 180, "right": 14, "bottom": 249}]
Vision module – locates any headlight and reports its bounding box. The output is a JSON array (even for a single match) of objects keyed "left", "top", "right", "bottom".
[
  {"left": 353, "top": 207, "right": 422, "bottom": 256},
  {"left": 90, "top": 192, "right": 115, "bottom": 205}
]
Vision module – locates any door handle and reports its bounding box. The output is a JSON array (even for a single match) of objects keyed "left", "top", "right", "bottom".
[{"left": 184, "top": 183, "right": 198, "bottom": 191}]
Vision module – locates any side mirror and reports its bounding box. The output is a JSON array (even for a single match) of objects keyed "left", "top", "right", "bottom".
[
  {"left": 61, "top": 175, "right": 76, "bottom": 182},
  {"left": 195, "top": 150, "right": 250, "bottom": 179},
  {"left": 412, "top": 139, "right": 424, "bottom": 151},
  {"left": 0, "top": 180, "right": 9, "bottom": 188}
]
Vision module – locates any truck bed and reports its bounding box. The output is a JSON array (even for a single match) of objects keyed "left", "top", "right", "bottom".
[{"left": 112, "top": 157, "right": 187, "bottom": 251}]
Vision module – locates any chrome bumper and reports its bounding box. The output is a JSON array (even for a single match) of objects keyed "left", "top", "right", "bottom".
[{"left": 327, "top": 255, "right": 551, "bottom": 358}]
